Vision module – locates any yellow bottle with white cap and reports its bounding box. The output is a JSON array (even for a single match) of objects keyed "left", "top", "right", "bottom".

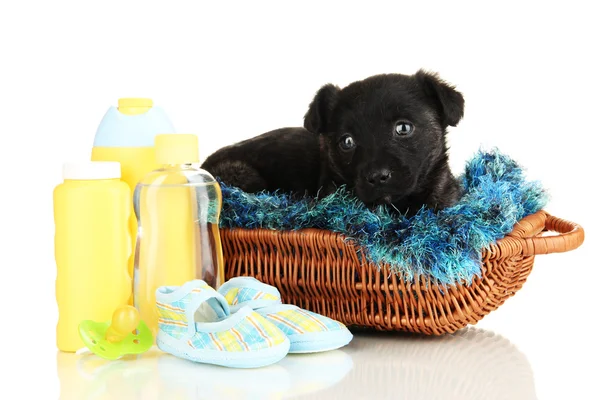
[
  {"left": 134, "top": 134, "right": 225, "bottom": 336},
  {"left": 91, "top": 98, "right": 175, "bottom": 288},
  {"left": 54, "top": 162, "right": 131, "bottom": 352}
]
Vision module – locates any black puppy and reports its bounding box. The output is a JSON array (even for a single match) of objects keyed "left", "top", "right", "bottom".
[{"left": 202, "top": 69, "right": 464, "bottom": 216}]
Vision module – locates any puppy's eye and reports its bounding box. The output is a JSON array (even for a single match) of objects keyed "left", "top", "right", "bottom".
[
  {"left": 339, "top": 134, "right": 356, "bottom": 151},
  {"left": 395, "top": 122, "right": 414, "bottom": 136}
]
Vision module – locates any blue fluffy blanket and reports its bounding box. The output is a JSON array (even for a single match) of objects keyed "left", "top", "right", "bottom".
[{"left": 218, "top": 149, "right": 548, "bottom": 285}]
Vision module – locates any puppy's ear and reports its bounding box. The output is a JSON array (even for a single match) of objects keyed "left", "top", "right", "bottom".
[
  {"left": 304, "top": 84, "right": 340, "bottom": 134},
  {"left": 416, "top": 69, "right": 465, "bottom": 127}
]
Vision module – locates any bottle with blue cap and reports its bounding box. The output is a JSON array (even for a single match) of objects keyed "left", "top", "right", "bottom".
[{"left": 91, "top": 98, "right": 175, "bottom": 284}]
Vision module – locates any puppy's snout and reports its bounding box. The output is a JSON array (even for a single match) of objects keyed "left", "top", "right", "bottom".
[{"left": 366, "top": 169, "right": 392, "bottom": 186}]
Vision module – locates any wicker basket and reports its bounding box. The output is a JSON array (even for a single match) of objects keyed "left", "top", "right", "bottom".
[{"left": 221, "top": 210, "right": 584, "bottom": 335}]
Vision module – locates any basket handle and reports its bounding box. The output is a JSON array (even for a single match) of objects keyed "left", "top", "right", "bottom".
[{"left": 515, "top": 211, "right": 584, "bottom": 256}]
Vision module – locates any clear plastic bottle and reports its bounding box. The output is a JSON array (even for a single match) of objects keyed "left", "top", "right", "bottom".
[{"left": 133, "top": 134, "right": 225, "bottom": 336}]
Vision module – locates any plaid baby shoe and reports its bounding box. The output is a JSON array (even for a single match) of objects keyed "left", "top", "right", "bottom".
[
  {"left": 218, "top": 277, "right": 353, "bottom": 353},
  {"left": 155, "top": 280, "right": 289, "bottom": 368}
]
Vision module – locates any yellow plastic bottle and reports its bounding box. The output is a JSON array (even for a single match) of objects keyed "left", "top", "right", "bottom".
[
  {"left": 134, "top": 134, "right": 225, "bottom": 336},
  {"left": 91, "top": 98, "right": 175, "bottom": 286},
  {"left": 54, "top": 162, "right": 131, "bottom": 352}
]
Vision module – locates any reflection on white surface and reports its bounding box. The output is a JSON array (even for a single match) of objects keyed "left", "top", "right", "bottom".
[
  {"left": 56, "top": 328, "right": 536, "bottom": 400},
  {"left": 331, "top": 328, "right": 537, "bottom": 400},
  {"left": 57, "top": 346, "right": 353, "bottom": 399}
]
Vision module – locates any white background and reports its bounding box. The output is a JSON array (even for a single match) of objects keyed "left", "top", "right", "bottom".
[{"left": 1, "top": 1, "right": 598, "bottom": 399}]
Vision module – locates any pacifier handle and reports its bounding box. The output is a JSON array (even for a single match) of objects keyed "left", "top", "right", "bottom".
[{"left": 104, "top": 306, "right": 140, "bottom": 344}]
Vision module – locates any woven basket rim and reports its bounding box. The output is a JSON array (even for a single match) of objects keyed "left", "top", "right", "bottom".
[{"left": 221, "top": 210, "right": 584, "bottom": 258}]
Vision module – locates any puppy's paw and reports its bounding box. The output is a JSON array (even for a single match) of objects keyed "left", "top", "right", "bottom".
[{"left": 204, "top": 160, "right": 267, "bottom": 193}]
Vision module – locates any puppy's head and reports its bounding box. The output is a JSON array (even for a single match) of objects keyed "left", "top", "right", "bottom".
[{"left": 304, "top": 69, "right": 464, "bottom": 206}]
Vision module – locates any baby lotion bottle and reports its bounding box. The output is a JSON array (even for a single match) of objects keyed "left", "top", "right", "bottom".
[
  {"left": 134, "top": 134, "right": 225, "bottom": 336},
  {"left": 92, "top": 98, "right": 175, "bottom": 281},
  {"left": 54, "top": 162, "right": 131, "bottom": 352}
]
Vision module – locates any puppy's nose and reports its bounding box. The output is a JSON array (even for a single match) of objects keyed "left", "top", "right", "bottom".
[{"left": 366, "top": 169, "right": 392, "bottom": 185}]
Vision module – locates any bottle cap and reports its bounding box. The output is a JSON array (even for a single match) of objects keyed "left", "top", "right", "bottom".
[
  {"left": 63, "top": 161, "right": 121, "bottom": 180},
  {"left": 117, "top": 98, "right": 153, "bottom": 115},
  {"left": 155, "top": 134, "right": 199, "bottom": 164},
  {"left": 93, "top": 98, "right": 175, "bottom": 147}
]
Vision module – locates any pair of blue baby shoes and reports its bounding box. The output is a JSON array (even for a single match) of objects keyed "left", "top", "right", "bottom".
[{"left": 155, "top": 277, "right": 353, "bottom": 368}]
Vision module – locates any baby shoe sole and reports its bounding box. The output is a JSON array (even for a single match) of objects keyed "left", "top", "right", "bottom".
[
  {"left": 286, "top": 329, "right": 353, "bottom": 354},
  {"left": 157, "top": 333, "right": 290, "bottom": 369}
]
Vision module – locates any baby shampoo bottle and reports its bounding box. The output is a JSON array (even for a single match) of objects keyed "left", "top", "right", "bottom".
[
  {"left": 54, "top": 162, "right": 131, "bottom": 352},
  {"left": 91, "top": 98, "right": 175, "bottom": 281},
  {"left": 134, "top": 134, "right": 225, "bottom": 336}
]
